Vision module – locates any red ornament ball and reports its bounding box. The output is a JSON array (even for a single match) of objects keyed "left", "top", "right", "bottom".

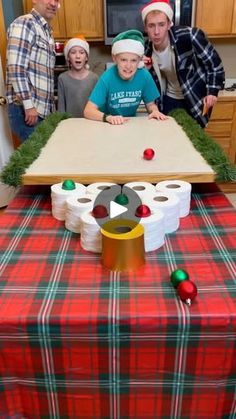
[
  {"left": 177, "top": 280, "right": 198, "bottom": 305},
  {"left": 135, "top": 204, "right": 151, "bottom": 218},
  {"left": 92, "top": 205, "right": 108, "bottom": 219},
  {"left": 146, "top": 57, "right": 153, "bottom": 66},
  {"left": 143, "top": 148, "right": 155, "bottom": 160}
]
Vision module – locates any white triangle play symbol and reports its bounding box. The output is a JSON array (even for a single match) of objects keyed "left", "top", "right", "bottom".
[{"left": 110, "top": 201, "right": 128, "bottom": 219}]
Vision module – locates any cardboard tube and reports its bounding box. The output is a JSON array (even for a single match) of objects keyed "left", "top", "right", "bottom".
[{"left": 101, "top": 219, "right": 145, "bottom": 272}]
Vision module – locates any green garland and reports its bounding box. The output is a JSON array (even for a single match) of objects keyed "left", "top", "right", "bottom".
[
  {"left": 1, "top": 112, "right": 71, "bottom": 187},
  {"left": 170, "top": 109, "right": 236, "bottom": 182},
  {"left": 1, "top": 109, "right": 236, "bottom": 186}
]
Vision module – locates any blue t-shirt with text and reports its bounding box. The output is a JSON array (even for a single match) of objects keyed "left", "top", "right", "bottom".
[{"left": 89, "top": 65, "right": 160, "bottom": 116}]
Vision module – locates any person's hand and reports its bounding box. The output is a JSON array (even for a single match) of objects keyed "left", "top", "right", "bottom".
[
  {"left": 203, "top": 95, "right": 218, "bottom": 112},
  {"left": 142, "top": 55, "right": 153, "bottom": 70},
  {"left": 148, "top": 110, "right": 168, "bottom": 121},
  {"left": 24, "top": 107, "right": 39, "bottom": 126},
  {"left": 106, "top": 115, "right": 129, "bottom": 125}
]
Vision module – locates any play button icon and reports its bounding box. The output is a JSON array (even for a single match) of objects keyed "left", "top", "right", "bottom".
[
  {"left": 110, "top": 201, "right": 128, "bottom": 218},
  {"left": 92, "top": 184, "right": 142, "bottom": 233}
]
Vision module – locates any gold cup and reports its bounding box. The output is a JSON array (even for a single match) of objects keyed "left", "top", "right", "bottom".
[{"left": 101, "top": 219, "right": 145, "bottom": 272}]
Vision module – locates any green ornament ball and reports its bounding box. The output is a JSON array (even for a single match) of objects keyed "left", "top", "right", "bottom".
[
  {"left": 115, "top": 193, "right": 129, "bottom": 205},
  {"left": 170, "top": 269, "right": 189, "bottom": 288},
  {"left": 62, "top": 179, "right": 76, "bottom": 190}
]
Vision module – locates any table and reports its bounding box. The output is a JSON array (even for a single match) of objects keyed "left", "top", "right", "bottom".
[
  {"left": 0, "top": 184, "right": 236, "bottom": 418},
  {"left": 22, "top": 117, "right": 215, "bottom": 185}
]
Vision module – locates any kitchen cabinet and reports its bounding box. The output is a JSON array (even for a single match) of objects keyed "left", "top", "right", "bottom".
[
  {"left": 232, "top": 1, "right": 236, "bottom": 34},
  {"left": 195, "top": 0, "right": 236, "bottom": 36},
  {"left": 64, "top": 0, "right": 103, "bottom": 40},
  {"left": 23, "top": 0, "right": 66, "bottom": 38},
  {"left": 206, "top": 94, "right": 236, "bottom": 192},
  {"left": 23, "top": 0, "right": 104, "bottom": 40},
  {"left": 205, "top": 95, "right": 236, "bottom": 165}
]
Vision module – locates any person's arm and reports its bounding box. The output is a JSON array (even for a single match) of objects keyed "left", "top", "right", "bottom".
[
  {"left": 84, "top": 74, "right": 129, "bottom": 125},
  {"left": 7, "top": 20, "right": 35, "bottom": 106},
  {"left": 7, "top": 19, "right": 38, "bottom": 124},
  {"left": 57, "top": 76, "right": 66, "bottom": 113},
  {"left": 84, "top": 100, "right": 105, "bottom": 121},
  {"left": 141, "top": 69, "right": 166, "bottom": 120},
  {"left": 145, "top": 102, "right": 167, "bottom": 120},
  {"left": 191, "top": 27, "right": 225, "bottom": 110},
  {"left": 84, "top": 101, "right": 128, "bottom": 125}
]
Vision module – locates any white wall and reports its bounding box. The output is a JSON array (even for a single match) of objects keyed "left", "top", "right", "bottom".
[{"left": 212, "top": 39, "right": 236, "bottom": 78}]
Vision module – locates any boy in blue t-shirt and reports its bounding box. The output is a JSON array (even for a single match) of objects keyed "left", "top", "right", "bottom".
[{"left": 84, "top": 29, "right": 167, "bottom": 125}]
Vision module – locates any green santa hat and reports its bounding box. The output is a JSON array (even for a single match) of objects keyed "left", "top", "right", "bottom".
[{"left": 111, "top": 29, "right": 145, "bottom": 58}]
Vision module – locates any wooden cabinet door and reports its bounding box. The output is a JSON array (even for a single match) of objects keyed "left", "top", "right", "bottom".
[
  {"left": 232, "top": 0, "right": 236, "bottom": 34},
  {"left": 205, "top": 100, "right": 236, "bottom": 163},
  {"left": 64, "top": 0, "right": 104, "bottom": 40},
  {"left": 196, "top": 0, "right": 234, "bottom": 35},
  {"left": 51, "top": 0, "right": 66, "bottom": 39},
  {"left": 23, "top": 0, "right": 66, "bottom": 38}
]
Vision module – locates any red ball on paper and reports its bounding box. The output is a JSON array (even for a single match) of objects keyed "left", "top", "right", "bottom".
[
  {"left": 143, "top": 148, "right": 155, "bottom": 160},
  {"left": 177, "top": 280, "right": 197, "bottom": 306},
  {"left": 92, "top": 205, "right": 108, "bottom": 218},
  {"left": 135, "top": 204, "right": 151, "bottom": 218}
]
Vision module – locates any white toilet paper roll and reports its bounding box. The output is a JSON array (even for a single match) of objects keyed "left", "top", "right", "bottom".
[
  {"left": 65, "top": 194, "right": 96, "bottom": 233},
  {"left": 51, "top": 182, "right": 86, "bottom": 197},
  {"left": 156, "top": 180, "right": 191, "bottom": 217},
  {"left": 140, "top": 209, "right": 165, "bottom": 252},
  {"left": 124, "top": 182, "right": 156, "bottom": 200},
  {"left": 86, "top": 182, "right": 121, "bottom": 196},
  {"left": 80, "top": 211, "right": 102, "bottom": 253},
  {"left": 51, "top": 182, "right": 86, "bottom": 221},
  {"left": 144, "top": 191, "right": 180, "bottom": 234}
]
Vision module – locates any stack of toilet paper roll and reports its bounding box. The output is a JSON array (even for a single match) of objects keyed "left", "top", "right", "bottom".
[
  {"left": 51, "top": 182, "right": 86, "bottom": 221},
  {"left": 51, "top": 179, "right": 192, "bottom": 254},
  {"left": 142, "top": 191, "right": 180, "bottom": 234},
  {"left": 156, "top": 180, "right": 192, "bottom": 217},
  {"left": 86, "top": 182, "right": 121, "bottom": 196},
  {"left": 124, "top": 181, "right": 156, "bottom": 200},
  {"left": 65, "top": 194, "right": 96, "bottom": 233},
  {"left": 80, "top": 182, "right": 120, "bottom": 252},
  {"left": 80, "top": 211, "right": 104, "bottom": 253},
  {"left": 139, "top": 209, "right": 165, "bottom": 252}
]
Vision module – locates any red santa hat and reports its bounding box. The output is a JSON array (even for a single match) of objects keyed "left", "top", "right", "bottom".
[{"left": 141, "top": 0, "right": 174, "bottom": 23}]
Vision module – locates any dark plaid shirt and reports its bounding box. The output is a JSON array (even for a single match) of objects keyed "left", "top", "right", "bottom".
[{"left": 145, "top": 26, "right": 225, "bottom": 127}]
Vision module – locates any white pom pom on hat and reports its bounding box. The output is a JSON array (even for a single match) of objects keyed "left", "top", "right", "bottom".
[
  {"left": 141, "top": 0, "right": 174, "bottom": 23},
  {"left": 64, "top": 34, "right": 89, "bottom": 60}
]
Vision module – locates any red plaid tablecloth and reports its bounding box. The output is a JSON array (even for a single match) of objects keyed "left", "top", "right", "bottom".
[{"left": 0, "top": 185, "right": 236, "bottom": 418}]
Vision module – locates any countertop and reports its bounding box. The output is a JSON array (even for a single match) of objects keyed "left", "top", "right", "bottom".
[{"left": 218, "top": 89, "right": 236, "bottom": 100}]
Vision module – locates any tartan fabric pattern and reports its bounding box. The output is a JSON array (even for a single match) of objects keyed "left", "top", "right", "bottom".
[{"left": 0, "top": 185, "right": 236, "bottom": 418}]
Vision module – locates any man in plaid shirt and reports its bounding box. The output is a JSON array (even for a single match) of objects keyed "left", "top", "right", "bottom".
[
  {"left": 6, "top": 0, "right": 60, "bottom": 142},
  {"left": 141, "top": 0, "right": 225, "bottom": 127}
]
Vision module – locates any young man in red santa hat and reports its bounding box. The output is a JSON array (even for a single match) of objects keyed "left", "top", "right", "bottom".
[{"left": 141, "top": 0, "right": 225, "bottom": 127}]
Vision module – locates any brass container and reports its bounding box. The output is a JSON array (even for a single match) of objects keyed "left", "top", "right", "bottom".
[{"left": 101, "top": 219, "right": 145, "bottom": 272}]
